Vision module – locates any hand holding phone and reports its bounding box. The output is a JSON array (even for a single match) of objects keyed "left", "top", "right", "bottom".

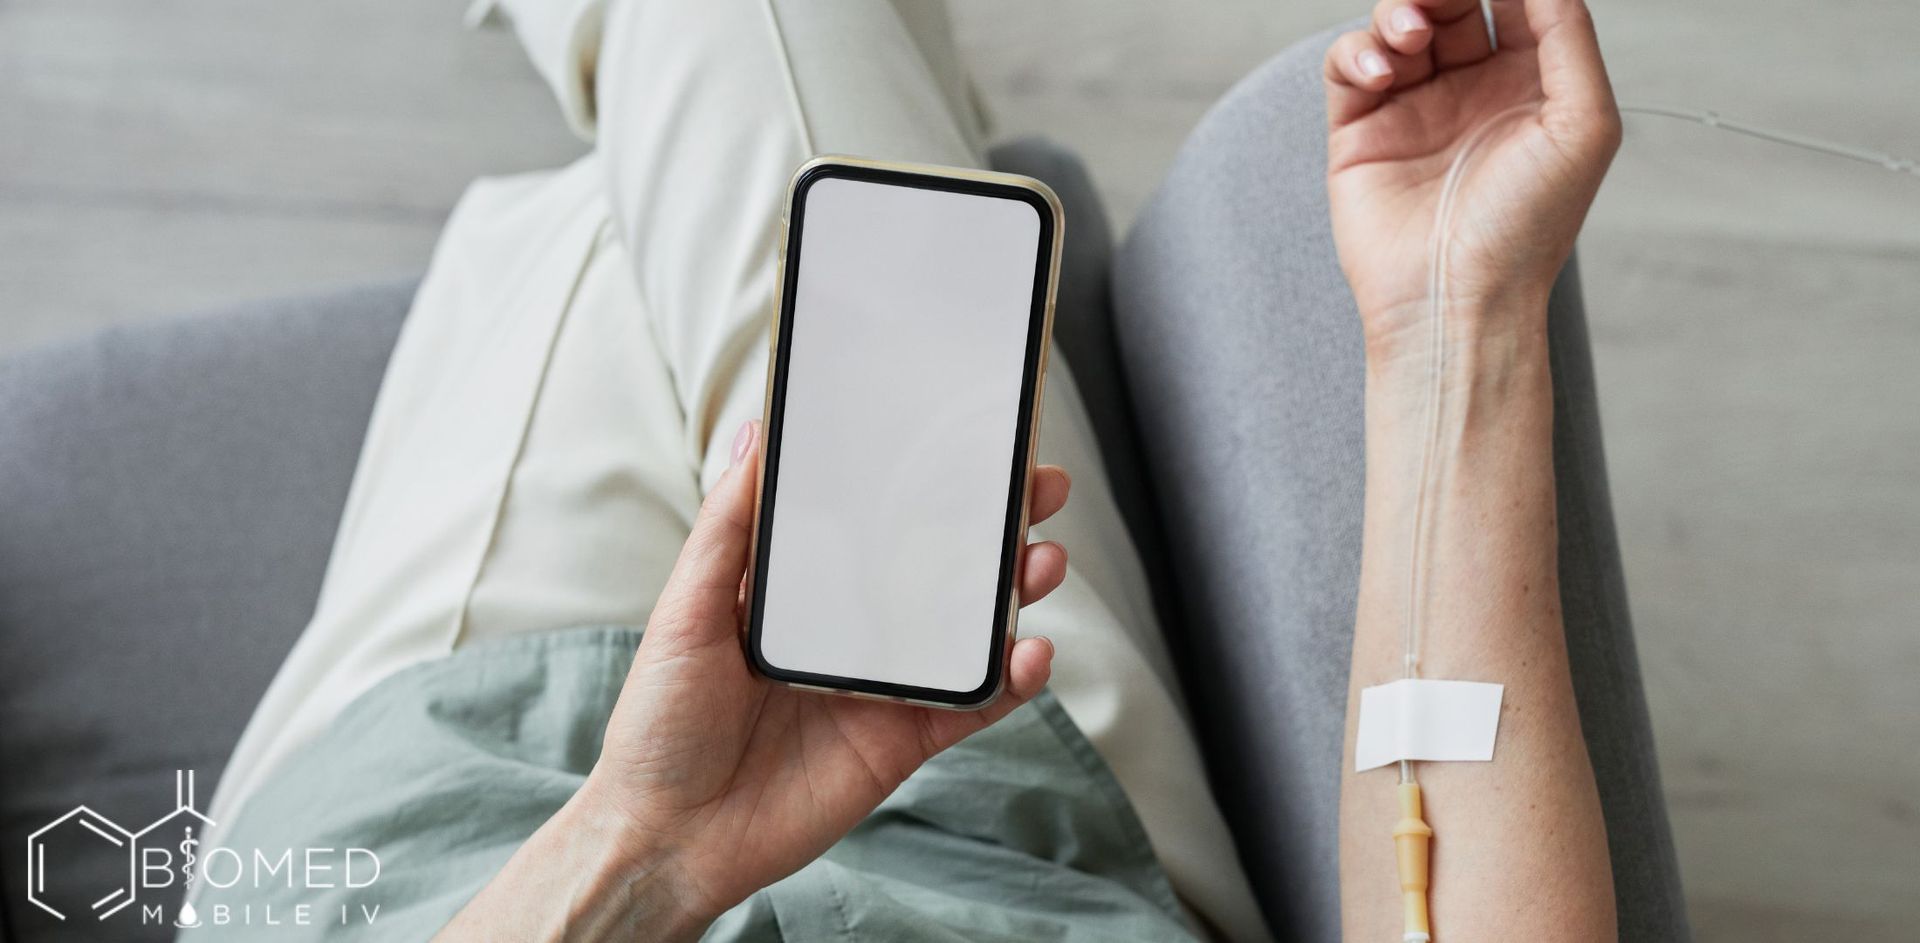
[
  {"left": 440, "top": 158, "right": 1072, "bottom": 937},
  {"left": 744, "top": 157, "right": 1065, "bottom": 709},
  {"left": 586, "top": 427, "right": 1063, "bottom": 930}
]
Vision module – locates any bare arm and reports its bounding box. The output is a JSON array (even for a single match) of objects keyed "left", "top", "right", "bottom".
[
  {"left": 1323, "top": 0, "right": 1622, "bottom": 938},
  {"left": 1342, "top": 300, "right": 1615, "bottom": 940}
]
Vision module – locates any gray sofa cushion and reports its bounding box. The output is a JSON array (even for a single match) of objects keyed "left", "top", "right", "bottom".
[{"left": 0, "top": 284, "right": 411, "bottom": 942}]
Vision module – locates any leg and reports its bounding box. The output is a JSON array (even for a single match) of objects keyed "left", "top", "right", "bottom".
[
  {"left": 204, "top": 174, "right": 696, "bottom": 840},
  {"left": 1113, "top": 27, "right": 1688, "bottom": 943},
  {"left": 587, "top": 3, "right": 1267, "bottom": 935},
  {"left": 591, "top": 0, "right": 989, "bottom": 487}
]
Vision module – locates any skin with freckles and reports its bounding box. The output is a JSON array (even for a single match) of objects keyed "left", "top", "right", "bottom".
[
  {"left": 436, "top": 422, "right": 1069, "bottom": 942},
  {"left": 1325, "top": 0, "right": 1620, "bottom": 940}
]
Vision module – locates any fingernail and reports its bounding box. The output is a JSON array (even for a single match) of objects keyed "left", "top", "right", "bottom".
[
  {"left": 730, "top": 420, "right": 754, "bottom": 468},
  {"left": 1357, "top": 49, "right": 1390, "bottom": 79},
  {"left": 1390, "top": 6, "right": 1428, "bottom": 34}
]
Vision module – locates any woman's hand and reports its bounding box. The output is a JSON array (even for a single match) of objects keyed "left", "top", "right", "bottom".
[
  {"left": 1324, "top": 0, "right": 1620, "bottom": 351},
  {"left": 573, "top": 421, "right": 1064, "bottom": 935},
  {"left": 439, "top": 421, "right": 1067, "bottom": 941}
]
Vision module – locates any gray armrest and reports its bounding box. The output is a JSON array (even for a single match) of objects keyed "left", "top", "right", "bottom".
[{"left": 0, "top": 282, "right": 413, "bottom": 943}]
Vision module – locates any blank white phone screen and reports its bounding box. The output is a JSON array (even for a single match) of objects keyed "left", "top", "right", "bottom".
[{"left": 758, "top": 174, "right": 1044, "bottom": 695}]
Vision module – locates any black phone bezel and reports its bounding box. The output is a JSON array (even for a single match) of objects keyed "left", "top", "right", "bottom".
[{"left": 744, "top": 161, "right": 1056, "bottom": 708}]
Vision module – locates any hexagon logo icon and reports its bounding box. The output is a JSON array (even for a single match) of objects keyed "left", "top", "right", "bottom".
[
  {"left": 25, "top": 806, "right": 136, "bottom": 920},
  {"left": 24, "top": 770, "right": 212, "bottom": 923}
]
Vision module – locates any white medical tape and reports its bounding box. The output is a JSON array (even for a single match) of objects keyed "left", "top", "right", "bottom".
[{"left": 1355, "top": 678, "right": 1504, "bottom": 772}]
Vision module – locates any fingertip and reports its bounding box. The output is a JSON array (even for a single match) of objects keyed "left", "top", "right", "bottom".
[
  {"left": 1019, "top": 540, "right": 1068, "bottom": 604},
  {"left": 720, "top": 418, "right": 765, "bottom": 494},
  {"left": 1029, "top": 464, "right": 1071, "bottom": 519},
  {"left": 1326, "top": 31, "right": 1392, "bottom": 125},
  {"left": 1377, "top": 3, "right": 1433, "bottom": 55},
  {"left": 1354, "top": 47, "right": 1394, "bottom": 87},
  {"left": 1043, "top": 463, "right": 1071, "bottom": 493},
  {"left": 728, "top": 418, "right": 758, "bottom": 470},
  {"left": 1008, "top": 636, "right": 1054, "bottom": 699},
  {"left": 1029, "top": 635, "right": 1056, "bottom": 668},
  {"left": 1325, "top": 31, "right": 1369, "bottom": 87},
  {"left": 1036, "top": 464, "right": 1071, "bottom": 505},
  {"left": 1040, "top": 539, "right": 1067, "bottom": 572}
]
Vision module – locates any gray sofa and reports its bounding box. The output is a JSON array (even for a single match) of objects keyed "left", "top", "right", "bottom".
[{"left": 0, "top": 34, "right": 1687, "bottom": 943}]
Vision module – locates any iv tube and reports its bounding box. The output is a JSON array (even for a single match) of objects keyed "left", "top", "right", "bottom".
[
  {"left": 1399, "top": 100, "right": 1919, "bottom": 787},
  {"left": 1395, "top": 98, "right": 1915, "bottom": 943},
  {"left": 1399, "top": 101, "right": 1541, "bottom": 790}
]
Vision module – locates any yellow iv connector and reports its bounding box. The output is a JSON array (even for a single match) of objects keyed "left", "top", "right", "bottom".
[{"left": 1393, "top": 782, "right": 1434, "bottom": 943}]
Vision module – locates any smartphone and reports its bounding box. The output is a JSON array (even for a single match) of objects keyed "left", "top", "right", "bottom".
[{"left": 743, "top": 156, "right": 1063, "bottom": 710}]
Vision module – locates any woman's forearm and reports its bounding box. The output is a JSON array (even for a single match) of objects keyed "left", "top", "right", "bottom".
[
  {"left": 434, "top": 786, "right": 714, "bottom": 943},
  {"left": 1340, "top": 297, "right": 1616, "bottom": 940}
]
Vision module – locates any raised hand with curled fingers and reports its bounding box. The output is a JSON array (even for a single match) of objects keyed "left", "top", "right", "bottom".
[{"left": 1324, "top": 0, "right": 1621, "bottom": 350}]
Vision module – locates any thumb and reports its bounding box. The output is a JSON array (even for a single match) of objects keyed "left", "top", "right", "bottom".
[
  {"left": 649, "top": 420, "right": 761, "bottom": 649},
  {"left": 1523, "top": 0, "right": 1621, "bottom": 147}
]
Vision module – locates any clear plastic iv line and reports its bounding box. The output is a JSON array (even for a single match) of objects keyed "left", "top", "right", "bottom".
[
  {"left": 1396, "top": 98, "right": 1920, "bottom": 790},
  {"left": 1618, "top": 104, "right": 1920, "bottom": 177},
  {"left": 1391, "top": 96, "right": 1915, "bottom": 943},
  {"left": 1398, "top": 101, "right": 1542, "bottom": 789}
]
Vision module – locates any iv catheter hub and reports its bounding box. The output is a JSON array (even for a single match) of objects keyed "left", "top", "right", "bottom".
[{"left": 1394, "top": 782, "right": 1435, "bottom": 943}]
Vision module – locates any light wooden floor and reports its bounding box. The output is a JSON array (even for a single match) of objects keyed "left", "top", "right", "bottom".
[{"left": 4, "top": 1, "right": 1916, "bottom": 938}]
